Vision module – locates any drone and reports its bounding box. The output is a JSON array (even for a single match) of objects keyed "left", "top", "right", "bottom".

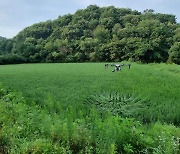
[{"left": 105, "top": 63, "right": 131, "bottom": 72}]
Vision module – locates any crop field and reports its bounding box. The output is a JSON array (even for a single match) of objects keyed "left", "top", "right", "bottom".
[
  {"left": 0, "top": 63, "right": 180, "bottom": 153},
  {"left": 0, "top": 62, "right": 180, "bottom": 124}
]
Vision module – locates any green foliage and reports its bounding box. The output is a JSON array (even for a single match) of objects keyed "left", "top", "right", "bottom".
[
  {"left": 0, "top": 5, "right": 179, "bottom": 64},
  {"left": 85, "top": 92, "right": 147, "bottom": 119},
  {"left": 0, "top": 63, "right": 180, "bottom": 125},
  {"left": 168, "top": 27, "right": 180, "bottom": 64},
  {"left": 93, "top": 25, "right": 110, "bottom": 43},
  {"left": 0, "top": 85, "right": 180, "bottom": 153},
  {"left": 169, "top": 42, "right": 180, "bottom": 64},
  {"left": 0, "top": 36, "right": 6, "bottom": 41},
  {"left": 0, "top": 39, "right": 13, "bottom": 54},
  {"left": 0, "top": 54, "right": 26, "bottom": 64}
]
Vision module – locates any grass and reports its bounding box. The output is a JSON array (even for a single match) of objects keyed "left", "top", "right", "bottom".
[
  {"left": 0, "top": 88, "right": 180, "bottom": 153},
  {"left": 0, "top": 62, "right": 179, "bottom": 124},
  {"left": 0, "top": 62, "right": 180, "bottom": 153}
]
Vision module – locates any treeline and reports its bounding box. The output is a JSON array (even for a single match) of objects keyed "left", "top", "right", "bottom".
[
  {"left": 0, "top": 36, "right": 6, "bottom": 41},
  {"left": 0, "top": 5, "right": 180, "bottom": 64}
]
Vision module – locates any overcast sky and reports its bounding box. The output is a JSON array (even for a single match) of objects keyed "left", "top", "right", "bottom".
[{"left": 0, "top": 0, "right": 180, "bottom": 38}]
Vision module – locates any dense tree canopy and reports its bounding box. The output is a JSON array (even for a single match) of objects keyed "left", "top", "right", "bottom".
[
  {"left": 0, "top": 5, "right": 179, "bottom": 64},
  {"left": 0, "top": 36, "right": 6, "bottom": 41}
]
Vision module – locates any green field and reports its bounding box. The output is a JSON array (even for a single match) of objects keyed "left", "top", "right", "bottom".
[
  {"left": 0, "top": 63, "right": 180, "bottom": 124},
  {"left": 0, "top": 63, "right": 180, "bottom": 153}
]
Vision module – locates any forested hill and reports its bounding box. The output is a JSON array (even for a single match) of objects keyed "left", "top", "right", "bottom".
[{"left": 0, "top": 5, "right": 180, "bottom": 64}]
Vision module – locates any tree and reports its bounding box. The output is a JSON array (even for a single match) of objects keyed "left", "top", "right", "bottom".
[
  {"left": 0, "top": 5, "right": 179, "bottom": 64},
  {"left": 169, "top": 42, "right": 180, "bottom": 64},
  {"left": 143, "top": 9, "right": 155, "bottom": 14},
  {"left": 93, "top": 25, "right": 110, "bottom": 43}
]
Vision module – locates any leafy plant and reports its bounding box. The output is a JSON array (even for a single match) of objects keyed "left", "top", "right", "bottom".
[{"left": 85, "top": 92, "right": 147, "bottom": 118}]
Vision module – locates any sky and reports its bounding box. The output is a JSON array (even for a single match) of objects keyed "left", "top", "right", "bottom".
[{"left": 0, "top": 0, "right": 180, "bottom": 38}]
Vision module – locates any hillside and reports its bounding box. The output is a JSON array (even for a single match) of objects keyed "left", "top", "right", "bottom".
[{"left": 0, "top": 5, "right": 180, "bottom": 64}]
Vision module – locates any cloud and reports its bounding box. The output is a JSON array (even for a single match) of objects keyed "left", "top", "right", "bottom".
[{"left": 0, "top": 0, "right": 179, "bottom": 38}]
